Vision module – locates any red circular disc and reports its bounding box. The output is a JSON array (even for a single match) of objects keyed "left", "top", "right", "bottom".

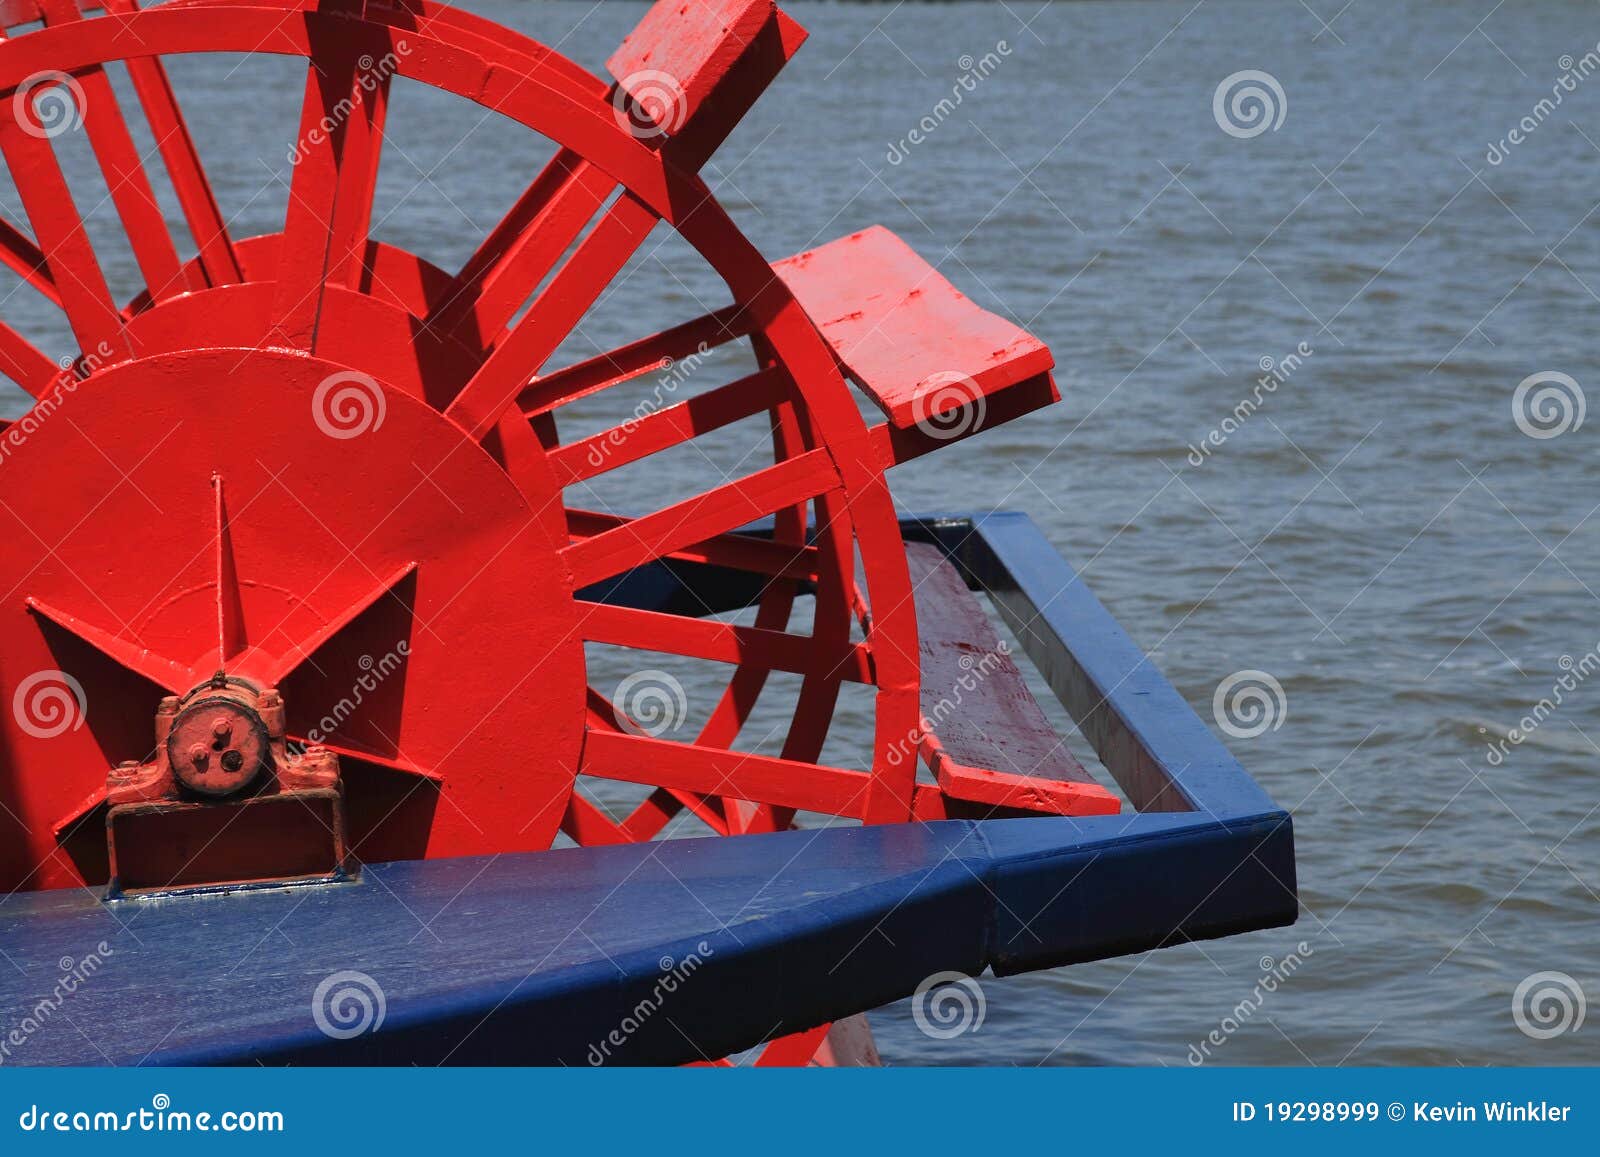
[{"left": 0, "top": 350, "right": 585, "bottom": 890}]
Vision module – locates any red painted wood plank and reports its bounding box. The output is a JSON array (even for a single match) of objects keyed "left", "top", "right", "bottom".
[
  {"left": 868, "top": 372, "right": 1059, "bottom": 469},
  {"left": 442, "top": 151, "right": 615, "bottom": 343},
  {"left": 773, "top": 226, "right": 1055, "bottom": 428},
  {"left": 606, "top": 0, "right": 775, "bottom": 131},
  {"left": 608, "top": 0, "right": 807, "bottom": 168},
  {"left": 905, "top": 543, "right": 1117, "bottom": 814},
  {"left": 325, "top": 65, "right": 389, "bottom": 292},
  {"left": 271, "top": 50, "right": 361, "bottom": 348},
  {"left": 0, "top": 321, "right": 57, "bottom": 398},
  {"left": 930, "top": 757, "right": 1119, "bottom": 816}
]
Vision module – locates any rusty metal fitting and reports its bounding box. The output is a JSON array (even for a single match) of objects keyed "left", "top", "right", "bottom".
[{"left": 165, "top": 681, "right": 273, "bottom": 798}]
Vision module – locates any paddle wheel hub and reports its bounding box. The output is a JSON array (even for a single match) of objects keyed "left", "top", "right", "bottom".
[
  {"left": 103, "top": 676, "right": 348, "bottom": 897},
  {"left": 159, "top": 675, "right": 281, "bottom": 798}
]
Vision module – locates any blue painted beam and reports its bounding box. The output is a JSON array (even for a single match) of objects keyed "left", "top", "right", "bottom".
[{"left": 0, "top": 813, "right": 1289, "bottom": 1067}]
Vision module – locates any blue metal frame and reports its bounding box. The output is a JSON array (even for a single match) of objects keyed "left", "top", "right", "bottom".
[
  {"left": 903, "top": 512, "right": 1295, "bottom": 972},
  {"left": 0, "top": 513, "right": 1294, "bottom": 1066}
]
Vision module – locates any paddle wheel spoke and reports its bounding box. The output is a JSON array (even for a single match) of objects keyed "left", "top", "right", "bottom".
[
  {"left": 547, "top": 366, "right": 788, "bottom": 486},
  {"left": 580, "top": 729, "right": 871, "bottom": 820},
  {"left": 441, "top": 150, "right": 617, "bottom": 342},
  {"left": 0, "top": 113, "right": 127, "bottom": 356},
  {"left": 272, "top": 34, "right": 392, "bottom": 348},
  {"left": 74, "top": 67, "right": 186, "bottom": 303},
  {"left": 0, "top": 320, "right": 57, "bottom": 397},
  {"left": 325, "top": 57, "right": 390, "bottom": 292},
  {"left": 567, "top": 509, "right": 820, "bottom": 583},
  {"left": 520, "top": 304, "right": 748, "bottom": 418},
  {"left": 445, "top": 193, "right": 660, "bottom": 441},
  {"left": 0, "top": 215, "right": 61, "bottom": 306},
  {"left": 580, "top": 602, "right": 871, "bottom": 682},
  {"left": 564, "top": 450, "right": 840, "bottom": 588},
  {"left": 108, "top": 17, "right": 243, "bottom": 289}
]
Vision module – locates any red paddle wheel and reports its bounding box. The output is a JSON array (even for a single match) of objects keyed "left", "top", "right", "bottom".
[{"left": 0, "top": 0, "right": 1113, "bottom": 1063}]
